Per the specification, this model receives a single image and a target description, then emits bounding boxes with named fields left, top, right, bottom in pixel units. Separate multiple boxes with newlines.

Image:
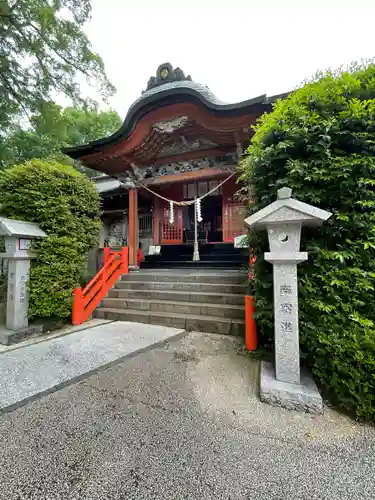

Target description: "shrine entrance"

left=151, top=176, right=246, bottom=246
left=181, top=195, right=222, bottom=243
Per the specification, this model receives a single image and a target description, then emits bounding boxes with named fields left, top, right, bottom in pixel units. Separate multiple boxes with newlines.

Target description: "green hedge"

left=240, top=64, right=375, bottom=420
left=0, top=160, right=101, bottom=321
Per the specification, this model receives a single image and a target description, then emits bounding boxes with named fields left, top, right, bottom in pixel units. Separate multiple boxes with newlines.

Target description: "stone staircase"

left=94, top=269, right=247, bottom=335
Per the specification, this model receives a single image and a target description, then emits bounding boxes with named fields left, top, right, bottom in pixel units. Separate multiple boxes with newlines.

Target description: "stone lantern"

left=0, top=217, right=47, bottom=345
left=245, top=187, right=331, bottom=413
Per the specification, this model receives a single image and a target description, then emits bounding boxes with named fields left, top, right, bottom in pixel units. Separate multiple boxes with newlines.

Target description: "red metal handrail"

left=72, top=246, right=129, bottom=325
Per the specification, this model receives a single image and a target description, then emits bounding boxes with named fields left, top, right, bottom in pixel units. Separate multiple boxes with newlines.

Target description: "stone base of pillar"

left=128, top=265, right=140, bottom=271
left=260, top=361, right=323, bottom=414
left=0, top=325, right=43, bottom=346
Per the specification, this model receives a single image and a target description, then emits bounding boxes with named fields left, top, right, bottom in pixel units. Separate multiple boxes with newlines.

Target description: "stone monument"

left=0, top=217, right=47, bottom=345
left=245, top=187, right=331, bottom=413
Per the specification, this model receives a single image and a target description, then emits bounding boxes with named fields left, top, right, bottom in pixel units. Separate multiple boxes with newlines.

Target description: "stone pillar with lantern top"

left=0, top=217, right=47, bottom=345
left=245, top=187, right=331, bottom=413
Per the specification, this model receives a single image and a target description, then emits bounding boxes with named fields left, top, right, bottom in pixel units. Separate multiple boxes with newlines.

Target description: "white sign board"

left=148, top=246, right=161, bottom=256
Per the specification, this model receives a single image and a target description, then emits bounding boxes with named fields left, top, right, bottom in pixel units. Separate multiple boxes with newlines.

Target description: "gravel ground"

left=0, top=331, right=374, bottom=500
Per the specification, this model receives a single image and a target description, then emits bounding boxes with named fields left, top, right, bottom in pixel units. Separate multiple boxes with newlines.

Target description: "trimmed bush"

left=0, top=160, right=101, bottom=321
left=240, top=64, right=375, bottom=420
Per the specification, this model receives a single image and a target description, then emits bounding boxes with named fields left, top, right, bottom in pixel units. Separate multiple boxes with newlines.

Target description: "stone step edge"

left=96, top=308, right=245, bottom=325
left=110, top=289, right=246, bottom=299
left=102, top=297, right=244, bottom=311
left=129, top=270, right=246, bottom=274
left=127, top=272, right=246, bottom=277
left=116, top=281, right=247, bottom=288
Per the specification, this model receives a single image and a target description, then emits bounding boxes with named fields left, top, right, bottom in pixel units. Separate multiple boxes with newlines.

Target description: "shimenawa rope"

left=130, top=172, right=236, bottom=206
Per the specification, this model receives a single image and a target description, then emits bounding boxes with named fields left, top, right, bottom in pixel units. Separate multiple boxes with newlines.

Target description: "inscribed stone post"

left=244, top=187, right=331, bottom=413
left=6, top=259, right=30, bottom=331
left=0, top=217, right=47, bottom=345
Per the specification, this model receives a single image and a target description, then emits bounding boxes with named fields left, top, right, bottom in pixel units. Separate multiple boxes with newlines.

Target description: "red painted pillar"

left=128, top=188, right=138, bottom=267
left=121, top=246, right=129, bottom=274
left=153, top=195, right=161, bottom=245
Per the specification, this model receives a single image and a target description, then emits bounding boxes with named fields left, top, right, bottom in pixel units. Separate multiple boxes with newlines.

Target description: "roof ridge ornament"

left=143, top=63, right=192, bottom=93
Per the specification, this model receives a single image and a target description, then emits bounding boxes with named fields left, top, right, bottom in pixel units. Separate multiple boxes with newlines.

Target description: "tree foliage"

left=0, top=160, right=101, bottom=320
left=0, top=0, right=114, bottom=129
left=0, top=102, right=122, bottom=176
left=240, top=63, right=375, bottom=420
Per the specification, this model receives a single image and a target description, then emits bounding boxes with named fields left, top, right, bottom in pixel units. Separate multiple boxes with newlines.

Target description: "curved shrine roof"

left=64, top=63, right=288, bottom=160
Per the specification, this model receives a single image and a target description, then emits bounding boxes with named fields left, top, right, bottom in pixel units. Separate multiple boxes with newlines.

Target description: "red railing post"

left=121, top=246, right=129, bottom=274
left=104, top=247, right=112, bottom=285
left=245, top=295, right=257, bottom=351
left=102, top=262, right=107, bottom=286
left=72, top=287, right=84, bottom=325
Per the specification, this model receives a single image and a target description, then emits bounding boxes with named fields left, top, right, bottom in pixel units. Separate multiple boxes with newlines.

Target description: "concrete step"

left=115, top=281, right=247, bottom=295
left=108, top=288, right=245, bottom=306
left=101, top=297, right=244, bottom=320
left=140, top=260, right=244, bottom=269
left=94, top=308, right=245, bottom=336
left=122, top=271, right=246, bottom=284
left=145, top=254, right=246, bottom=262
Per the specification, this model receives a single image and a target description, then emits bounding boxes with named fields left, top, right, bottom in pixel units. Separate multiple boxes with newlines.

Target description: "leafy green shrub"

left=0, top=160, right=101, bottom=321
left=240, top=63, right=375, bottom=420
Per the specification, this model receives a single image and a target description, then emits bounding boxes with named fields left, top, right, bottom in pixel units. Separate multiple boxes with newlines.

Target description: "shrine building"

left=65, top=63, right=287, bottom=269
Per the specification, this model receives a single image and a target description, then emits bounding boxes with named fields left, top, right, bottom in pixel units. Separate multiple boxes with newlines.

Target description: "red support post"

left=121, top=246, right=129, bottom=274
left=245, top=295, right=257, bottom=351
left=129, top=188, right=138, bottom=266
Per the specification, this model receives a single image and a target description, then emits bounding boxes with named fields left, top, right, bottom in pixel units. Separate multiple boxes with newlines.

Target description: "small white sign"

left=18, top=238, right=32, bottom=250
left=148, top=245, right=161, bottom=255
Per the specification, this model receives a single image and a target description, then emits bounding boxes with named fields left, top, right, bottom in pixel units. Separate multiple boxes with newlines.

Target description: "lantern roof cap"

left=245, top=188, right=332, bottom=230
left=0, top=217, right=47, bottom=238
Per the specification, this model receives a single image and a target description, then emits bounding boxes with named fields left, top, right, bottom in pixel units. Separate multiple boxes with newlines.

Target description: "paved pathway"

left=0, top=331, right=374, bottom=499
left=0, top=321, right=184, bottom=411
left=0, top=318, right=110, bottom=354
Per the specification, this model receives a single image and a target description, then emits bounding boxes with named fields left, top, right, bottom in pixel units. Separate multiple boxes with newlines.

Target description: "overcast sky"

left=85, top=0, right=375, bottom=118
